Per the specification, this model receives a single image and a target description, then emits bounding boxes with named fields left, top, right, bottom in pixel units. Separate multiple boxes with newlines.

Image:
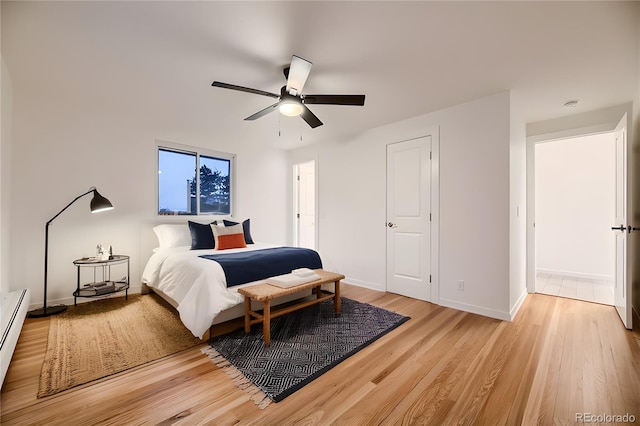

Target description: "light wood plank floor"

left=2, top=284, right=639, bottom=425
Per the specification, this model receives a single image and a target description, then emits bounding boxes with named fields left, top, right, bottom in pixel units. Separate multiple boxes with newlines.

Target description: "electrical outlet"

left=457, top=280, right=464, bottom=291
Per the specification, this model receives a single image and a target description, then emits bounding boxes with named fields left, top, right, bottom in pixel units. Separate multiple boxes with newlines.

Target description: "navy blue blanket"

left=200, top=247, right=322, bottom=287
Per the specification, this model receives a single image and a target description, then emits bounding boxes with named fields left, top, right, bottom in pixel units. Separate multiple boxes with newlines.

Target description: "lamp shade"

left=90, top=190, right=114, bottom=213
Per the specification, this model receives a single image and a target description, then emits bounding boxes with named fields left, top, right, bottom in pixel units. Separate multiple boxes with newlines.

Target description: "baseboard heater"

left=1, top=289, right=30, bottom=386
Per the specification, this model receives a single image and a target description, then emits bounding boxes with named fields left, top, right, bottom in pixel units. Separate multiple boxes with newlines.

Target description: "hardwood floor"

left=2, top=284, right=639, bottom=425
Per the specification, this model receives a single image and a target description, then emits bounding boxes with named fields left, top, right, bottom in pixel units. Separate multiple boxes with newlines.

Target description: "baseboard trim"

left=344, top=277, right=384, bottom=292
left=439, top=298, right=511, bottom=322
left=510, top=288, right=528, bottom=321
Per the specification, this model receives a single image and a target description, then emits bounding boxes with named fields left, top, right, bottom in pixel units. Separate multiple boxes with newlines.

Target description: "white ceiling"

left=2, top=1, right=639, bottom=149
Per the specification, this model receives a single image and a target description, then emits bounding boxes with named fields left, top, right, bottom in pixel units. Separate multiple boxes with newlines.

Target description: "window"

left=157, top=143, right=235, bottom=216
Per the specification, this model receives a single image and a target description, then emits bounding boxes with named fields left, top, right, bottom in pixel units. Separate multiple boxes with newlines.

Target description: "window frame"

left=155, top=140, right=236, bottom=218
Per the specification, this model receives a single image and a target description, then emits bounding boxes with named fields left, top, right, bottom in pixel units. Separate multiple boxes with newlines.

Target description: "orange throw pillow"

left=216, top=233, right=247, bottom=250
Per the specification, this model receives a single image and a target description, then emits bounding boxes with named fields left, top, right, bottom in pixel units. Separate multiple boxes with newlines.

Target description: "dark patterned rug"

left=202, top=297, right=409, bottom=407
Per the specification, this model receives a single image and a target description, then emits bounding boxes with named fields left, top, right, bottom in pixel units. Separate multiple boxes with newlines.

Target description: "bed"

left=141, top=221, right=324, bottom=338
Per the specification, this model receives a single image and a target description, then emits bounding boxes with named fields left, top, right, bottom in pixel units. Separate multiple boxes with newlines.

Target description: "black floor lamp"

left=27, top=187, right=114, bottom=318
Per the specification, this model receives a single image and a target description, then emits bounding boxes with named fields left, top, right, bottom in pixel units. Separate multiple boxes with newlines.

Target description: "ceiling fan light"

left=279, top=101, right=303, bottom=117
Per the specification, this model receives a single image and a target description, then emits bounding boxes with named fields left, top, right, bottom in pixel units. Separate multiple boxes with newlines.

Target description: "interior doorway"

left=293, top=160, right=316, bottom=249
left=533, top=132, right=616, bottom=305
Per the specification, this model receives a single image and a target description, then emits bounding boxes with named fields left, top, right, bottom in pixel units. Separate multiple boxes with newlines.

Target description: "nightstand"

left=72, top=255, right=130, bottom=305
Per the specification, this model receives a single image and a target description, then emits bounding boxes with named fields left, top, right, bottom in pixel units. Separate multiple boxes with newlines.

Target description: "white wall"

left=535, top=134, right=615, bottom=280
left=8, top=92, right=288, bottom=308
left=509, top=97, right=527, bottom=316
left=1, top=55, right=12, bottom=299
left=289, top=91, right=514, bottom=320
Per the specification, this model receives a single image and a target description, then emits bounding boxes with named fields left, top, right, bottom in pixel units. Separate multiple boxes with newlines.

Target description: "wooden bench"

left=237, top=269, right=345, bottom=346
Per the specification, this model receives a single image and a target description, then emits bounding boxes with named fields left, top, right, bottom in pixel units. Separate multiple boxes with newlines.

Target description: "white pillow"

left=153, top=224, right=191, bottom=250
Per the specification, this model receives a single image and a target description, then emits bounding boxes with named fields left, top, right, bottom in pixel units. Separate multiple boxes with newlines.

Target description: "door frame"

left=525, top=115, right=631, bottom=328
left=292, top=159, right=318, bottom=249
left=385, top=127, right=440, bottom=304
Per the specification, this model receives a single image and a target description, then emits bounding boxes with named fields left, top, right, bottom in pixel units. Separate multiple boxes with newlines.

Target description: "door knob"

left=629, top=226, right=640, bottom=233
left=611, top=225, right=625, bottom=232
left=387, top=222, right=397, bottom=228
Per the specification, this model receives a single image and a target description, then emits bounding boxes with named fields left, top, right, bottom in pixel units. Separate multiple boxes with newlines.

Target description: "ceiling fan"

left=212, top=55, right=365, bottom=128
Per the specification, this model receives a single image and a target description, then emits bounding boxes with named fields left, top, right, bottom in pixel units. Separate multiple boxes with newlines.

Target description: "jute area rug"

left=38, top=293, right=202, bottom=398
left=202, top=297, right=410, bottom=408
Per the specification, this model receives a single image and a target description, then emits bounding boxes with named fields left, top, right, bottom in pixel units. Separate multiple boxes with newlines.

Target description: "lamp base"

left=27, top=304, right=68, bottom=318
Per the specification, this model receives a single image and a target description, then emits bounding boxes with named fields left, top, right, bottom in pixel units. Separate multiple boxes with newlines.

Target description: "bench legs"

left=243, top=296, right=273, bottom=346
left=242, top=279, right=342, bottom=347
left=334, top=280, right=341, bottom=316
left=263, top=300, right=271, bottom=347
left=244, top=296, right=251, bottom=333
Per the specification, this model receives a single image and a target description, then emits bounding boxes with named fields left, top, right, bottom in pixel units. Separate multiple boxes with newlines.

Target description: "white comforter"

left=141, top=243, right=279, bottom=338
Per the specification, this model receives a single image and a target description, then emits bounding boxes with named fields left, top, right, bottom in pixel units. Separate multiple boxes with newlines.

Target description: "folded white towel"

left=292, top=267, right=317, bottom=278
left=266, top=271, right=321, bottom=288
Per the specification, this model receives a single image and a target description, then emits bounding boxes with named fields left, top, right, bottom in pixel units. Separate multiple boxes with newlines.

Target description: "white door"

left=386, top=137, right=431, bottom=301
left=612, top=114, right=630, bottom=329
left=294, top=161, right=316, bottom=249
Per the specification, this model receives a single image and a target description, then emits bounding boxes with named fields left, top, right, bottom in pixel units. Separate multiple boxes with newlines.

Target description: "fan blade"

left=285, top=56, right=312, bottom=96
left=300, top=104, right=323, bottom=128
left=212, top=81, right=279, bottom=99
left=244, top=102, right=280, bottom=121
left=303, top=94, right=365, bottom=106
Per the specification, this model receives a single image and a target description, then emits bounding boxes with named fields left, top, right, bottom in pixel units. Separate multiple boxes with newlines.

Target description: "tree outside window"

left=189, top=157, right=231, bottom=215
left=158, top=146, right=234, bottom=216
